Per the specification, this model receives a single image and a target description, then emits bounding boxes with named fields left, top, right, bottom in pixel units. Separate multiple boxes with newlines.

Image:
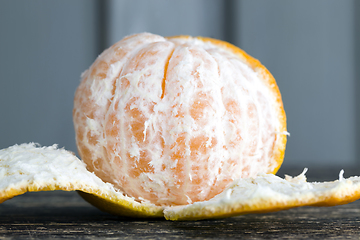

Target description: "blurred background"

left=0, top=0, right=359, bottom=173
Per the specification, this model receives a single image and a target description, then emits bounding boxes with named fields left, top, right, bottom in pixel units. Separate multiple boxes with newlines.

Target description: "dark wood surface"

left=1, top=167, right=360, bottom=239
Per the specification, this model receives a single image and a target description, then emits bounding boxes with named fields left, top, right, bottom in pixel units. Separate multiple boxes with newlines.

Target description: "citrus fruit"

left=1, top=33, right=360, bottom=221
left=73, top=33, right=287, bottom=206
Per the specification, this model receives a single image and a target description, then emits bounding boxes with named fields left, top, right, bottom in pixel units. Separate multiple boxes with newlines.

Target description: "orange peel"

left=1, top=143, right=360, bottom=221
left=0, top=143, right=163, bottom=218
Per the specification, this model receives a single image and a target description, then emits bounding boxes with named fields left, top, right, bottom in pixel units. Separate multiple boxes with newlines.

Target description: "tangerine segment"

left=73, top=33, right=167, bottom=187
left=104, top=41, right=175, bottom=204
left=73, top=33, right=287, bottom=206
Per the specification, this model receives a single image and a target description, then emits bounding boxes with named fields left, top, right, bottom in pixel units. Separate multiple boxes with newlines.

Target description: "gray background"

left=0, top=0, right=359, bottom=170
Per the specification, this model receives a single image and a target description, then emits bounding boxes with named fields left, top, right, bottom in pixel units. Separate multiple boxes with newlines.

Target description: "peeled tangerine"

left=1, top=33, right=360, bottom=221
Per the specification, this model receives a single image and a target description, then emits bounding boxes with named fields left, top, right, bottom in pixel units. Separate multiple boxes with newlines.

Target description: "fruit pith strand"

left=73, top=33, right=287, bottom=206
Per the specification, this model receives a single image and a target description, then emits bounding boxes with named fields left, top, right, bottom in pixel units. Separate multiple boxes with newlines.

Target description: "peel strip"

left=0, top=143, right=163, bottom=218
left=164, top=170, right=360, bottom=220
left=1, top=143, right=360, bottom=221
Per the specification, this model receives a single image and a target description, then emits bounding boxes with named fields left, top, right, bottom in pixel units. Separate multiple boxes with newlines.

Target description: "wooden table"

left=1, top=167, right=360, bottom=239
